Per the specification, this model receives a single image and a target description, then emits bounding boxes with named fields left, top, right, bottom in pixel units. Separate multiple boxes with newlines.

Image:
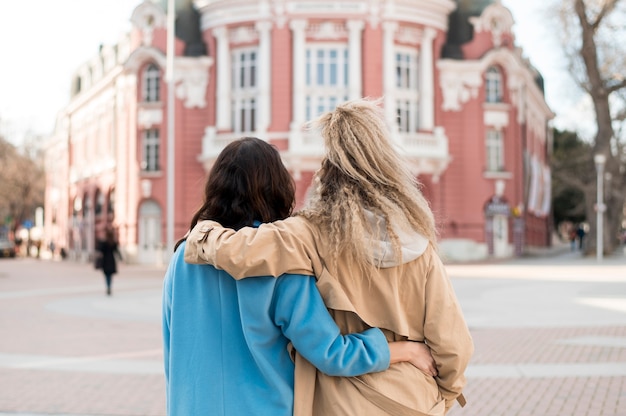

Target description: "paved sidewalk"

left=0, top=258, right=167, bottom=416
left=1, top=247, right=625, bottom=416
left=447, top=248, right=626, bottom=416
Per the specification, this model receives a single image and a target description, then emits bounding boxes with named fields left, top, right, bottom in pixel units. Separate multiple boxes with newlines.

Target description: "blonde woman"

left=185, top=99, right=473, bottom=415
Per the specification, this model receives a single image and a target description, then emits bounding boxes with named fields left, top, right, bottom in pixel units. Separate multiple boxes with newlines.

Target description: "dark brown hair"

left=175, top=137, right=295, bottom=251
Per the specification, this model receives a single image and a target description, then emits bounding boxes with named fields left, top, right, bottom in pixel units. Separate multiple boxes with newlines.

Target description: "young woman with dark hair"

left=162, top=137, right=436, bottom=416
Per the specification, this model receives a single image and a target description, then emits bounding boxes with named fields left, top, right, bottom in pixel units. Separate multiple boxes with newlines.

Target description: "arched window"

left=83, top=193, right=92, bottom=217
left=108, top=188, right=115, bottom=215
left=143, top=63, right=160, bottom=102
left=95, top=189, right=104, bottom=216
left=485, top=66, right=503, bottom=103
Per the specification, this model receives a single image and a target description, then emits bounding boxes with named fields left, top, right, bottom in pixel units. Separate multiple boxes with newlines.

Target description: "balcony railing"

left=199, top=125, right=451, bottom=178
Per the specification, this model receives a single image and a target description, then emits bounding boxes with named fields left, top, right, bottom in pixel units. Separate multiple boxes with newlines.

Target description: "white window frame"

left=305, top=44, right=349, bottom=121
left=394, top=48, right=420, bottom=133
left=485, top=66, right=503, bottom=103
left=485, top=129, right=504, bottom=172
left=142, top=129, right=160, bottom=172
left=231, top=48, right=258, bottom=133
left=143, top=63, right=160, bottom=102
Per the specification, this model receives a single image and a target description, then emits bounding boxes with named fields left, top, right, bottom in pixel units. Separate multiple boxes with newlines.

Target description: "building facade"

left=43, top=0, right=553, bottom=264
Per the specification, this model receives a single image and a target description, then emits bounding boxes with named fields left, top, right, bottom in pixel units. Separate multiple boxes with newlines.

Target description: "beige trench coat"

left=185, top=216, right=474, bottom=415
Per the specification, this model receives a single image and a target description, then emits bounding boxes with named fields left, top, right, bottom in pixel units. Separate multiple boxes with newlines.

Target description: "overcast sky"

left=0, top=0, right=583, bottom=146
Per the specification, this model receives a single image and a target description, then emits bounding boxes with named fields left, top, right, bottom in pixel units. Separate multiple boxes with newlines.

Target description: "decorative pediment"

left=438, top=63, right=483, bottom=111
left=138, top=107, right=163, bottom=129
left=174, top=57, right=214, bottom=109
left=469, top=0, right=514, bottom=48
left=130, top=0, right=166, bottom=46
left=438, top=48, right=539, bottom=113
left=124, top=46, right=167, bottom=73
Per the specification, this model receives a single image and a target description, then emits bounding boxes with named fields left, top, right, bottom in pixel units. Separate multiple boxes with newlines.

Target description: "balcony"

left=198, top=124, right=451, bottom=180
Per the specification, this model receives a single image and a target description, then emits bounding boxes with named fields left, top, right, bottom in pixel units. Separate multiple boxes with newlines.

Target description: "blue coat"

left=162, top=241, right=390, bottom=416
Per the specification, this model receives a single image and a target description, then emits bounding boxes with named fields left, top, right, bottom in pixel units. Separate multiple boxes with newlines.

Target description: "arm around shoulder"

left=274, top=274, right=390, bottom=377
left=184, top=217, right=318, bottom=279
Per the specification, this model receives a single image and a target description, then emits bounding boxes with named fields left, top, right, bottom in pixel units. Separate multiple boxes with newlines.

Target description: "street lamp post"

left=594, top=154, right=606, bottom=262
left=166, top=0, right=176, bottom=257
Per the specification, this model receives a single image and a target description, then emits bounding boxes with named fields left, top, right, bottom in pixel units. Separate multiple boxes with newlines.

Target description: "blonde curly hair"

left=299, top=98, right=437, bottom=269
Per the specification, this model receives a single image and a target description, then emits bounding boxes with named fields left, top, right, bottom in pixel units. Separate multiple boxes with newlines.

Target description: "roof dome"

left=156, top=0, right=207, bottom=56
left=442, top=0, right=496, bottom=59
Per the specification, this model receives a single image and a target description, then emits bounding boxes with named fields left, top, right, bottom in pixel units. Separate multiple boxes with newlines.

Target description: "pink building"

left=43, top=0, right=553, bottom=264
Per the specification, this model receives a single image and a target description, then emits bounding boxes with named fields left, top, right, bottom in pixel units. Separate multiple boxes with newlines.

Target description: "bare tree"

left=558, top=0, right=626, bottom=254
left=0, top=136, right=45, bottom=236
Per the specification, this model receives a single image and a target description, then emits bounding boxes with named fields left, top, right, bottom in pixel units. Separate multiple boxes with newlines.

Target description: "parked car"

left=0, top=239, right=16, bottom=258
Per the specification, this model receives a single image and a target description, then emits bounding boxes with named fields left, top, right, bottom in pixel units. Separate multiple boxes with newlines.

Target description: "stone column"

left=256, top=21, right=272, bottom=135
left=420, top=28, right=436, bottom=131
left=290, top=19, right=307, bottom=129
left=214, top=27, right=231, bottom=131
left=382, top=22, right=398, bottom=130
left=347, top=20, right=364, bottom=100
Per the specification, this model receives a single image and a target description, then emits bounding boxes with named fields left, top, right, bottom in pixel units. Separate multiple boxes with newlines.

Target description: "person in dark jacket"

left=96, top=228, right=122, bottom=296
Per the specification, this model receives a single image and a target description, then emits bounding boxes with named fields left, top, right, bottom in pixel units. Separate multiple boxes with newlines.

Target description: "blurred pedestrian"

left=49, top=241, right=56, bottom=258
left=96, top=228, right=122, bottom=296
left=576, top=224, right=586, bottom=250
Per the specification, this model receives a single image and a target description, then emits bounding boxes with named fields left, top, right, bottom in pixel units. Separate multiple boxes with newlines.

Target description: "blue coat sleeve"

left=162, top=254, right=175, bottom=390
left=272, top=274, right=390, bottom=377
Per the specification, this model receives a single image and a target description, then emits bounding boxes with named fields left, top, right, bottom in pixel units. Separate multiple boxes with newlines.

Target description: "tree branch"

left=591, top=0, right=619, bottom=31
left=552, top=166, right=589, bottom=190
left=607, top=77, right=626, bottom=94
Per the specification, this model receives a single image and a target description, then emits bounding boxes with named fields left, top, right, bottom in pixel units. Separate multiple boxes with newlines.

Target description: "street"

left=0, top=258, right=165, bottom=416
left=1, top=248, right=626, bottom=415
left=447, top=249, right=626, bottom=416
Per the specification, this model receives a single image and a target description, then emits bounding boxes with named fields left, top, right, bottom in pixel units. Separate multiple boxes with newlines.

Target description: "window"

left=143, top=64, right=160, bottom=102
left=142, top=129, right=160, bottom=172
left=305, top=46, right=349, bottom=120
left=485, top=66, right=503, bottom=103
left=232, top=49, right=258, bottom=133
left=396, top=100, right=417, bottom=133
left=108, top=189, right=115, bottom=215
left=232, top=98, right=256, bottom=133
left=485, top=129, right=504, bottom=172
left=83, top=194, right=91, bottom=217
left=95, top=190, right=104, bottom=216
left=394, top=50, right=419, bottom=132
